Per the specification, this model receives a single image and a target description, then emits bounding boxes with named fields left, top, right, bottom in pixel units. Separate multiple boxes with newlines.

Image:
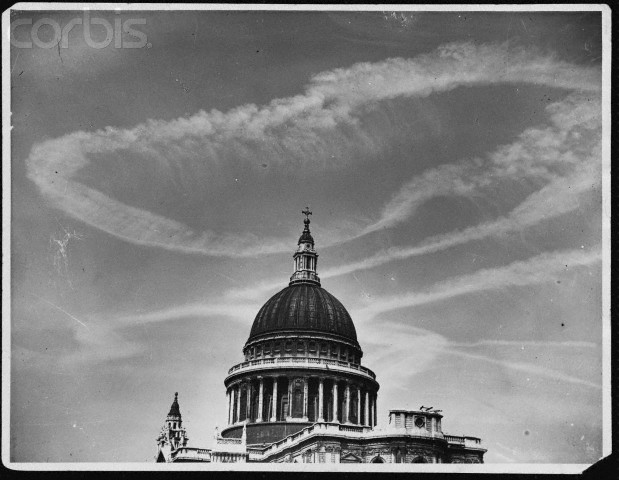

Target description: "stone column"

left=357, top=386, right=361, bottom=425
left=369, top=396, right=374, bottom=428
left=303, top=377, right=309, bottom=420
left=318, top=378, right=324, bottom=422
left=344, top=383, right=350, bottom=423
left=257, top=377, right=264, bottom=422
left=374, top=394, right=378, bottom=426
left=246, top=381, right=252, bottom=421
left=333, top=380, right=339, bottom=422
left=227, top=389, right=234, bottom=425
left=288, top=378, right=293, bottom=419
left=225, top=390, right=230, bottom=425
left=271, top=377, right=278, bottom=422
left=235, top=384, right=242, bottom=423
left=364, top=391, right=370, bottom=426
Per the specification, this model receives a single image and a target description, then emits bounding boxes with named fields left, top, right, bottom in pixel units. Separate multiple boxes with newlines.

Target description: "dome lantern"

left=289, top=207, right=320, bottom=286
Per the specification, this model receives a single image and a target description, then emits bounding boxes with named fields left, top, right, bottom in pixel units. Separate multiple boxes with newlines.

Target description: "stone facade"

left=155, top=211, right=486, bottom=464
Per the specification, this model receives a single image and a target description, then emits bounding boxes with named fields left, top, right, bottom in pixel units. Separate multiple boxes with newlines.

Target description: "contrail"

left=27, top=292, right=90, bottom=330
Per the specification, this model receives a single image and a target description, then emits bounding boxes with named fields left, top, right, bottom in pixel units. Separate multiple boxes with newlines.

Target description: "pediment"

left=340, top=452, right=362, bottom=463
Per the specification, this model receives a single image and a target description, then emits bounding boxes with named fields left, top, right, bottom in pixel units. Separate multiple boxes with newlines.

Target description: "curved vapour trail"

left=25, top=42, right=600, bottom=257
left=225, top=91, right=601, bottom=301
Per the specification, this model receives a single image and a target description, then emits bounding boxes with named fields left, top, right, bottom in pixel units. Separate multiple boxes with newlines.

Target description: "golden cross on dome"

left=302, top=206, right=312, bottom=219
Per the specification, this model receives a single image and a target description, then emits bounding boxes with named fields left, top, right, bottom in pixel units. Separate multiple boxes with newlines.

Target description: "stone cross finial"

left=302, top=206, right=312, bottom=220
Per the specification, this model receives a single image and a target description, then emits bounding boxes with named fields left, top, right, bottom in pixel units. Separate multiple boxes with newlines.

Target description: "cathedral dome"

left=247, top=283, right=358, bottom=344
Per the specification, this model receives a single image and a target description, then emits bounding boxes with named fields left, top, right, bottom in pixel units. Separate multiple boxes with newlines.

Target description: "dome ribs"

left=247, top=284, right=358, bottom=343
left=307, top=286, right=317, bottom=329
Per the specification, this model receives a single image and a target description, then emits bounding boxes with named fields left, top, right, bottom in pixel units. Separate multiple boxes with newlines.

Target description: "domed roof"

left=248, top=283, right=358, bottom=344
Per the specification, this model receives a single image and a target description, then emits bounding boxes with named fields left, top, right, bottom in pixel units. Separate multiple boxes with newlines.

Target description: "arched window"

left=412, top=456, right=427, bottom=463
left=371, top=455, right=385, bottom=463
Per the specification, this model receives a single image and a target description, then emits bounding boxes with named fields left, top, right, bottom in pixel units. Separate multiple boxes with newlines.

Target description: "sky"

left=7, top=8, right=606, bottom=464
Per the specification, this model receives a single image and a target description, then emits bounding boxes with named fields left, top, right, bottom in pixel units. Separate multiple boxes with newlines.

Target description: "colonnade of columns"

left=226, top=376, right=377, bottom=428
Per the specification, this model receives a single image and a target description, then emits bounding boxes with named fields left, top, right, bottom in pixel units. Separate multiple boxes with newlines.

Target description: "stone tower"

left=155, top=392, right=189, bottom=462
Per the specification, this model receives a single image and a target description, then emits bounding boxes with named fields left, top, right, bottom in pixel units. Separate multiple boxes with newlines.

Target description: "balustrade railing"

left=227, top=356, right=376, bottom=379
left=245, top=423, right=482, bottom=462
left=171, top=447, right=212, bottom=461
left=444, top=435, right=466, bottom=445
left=217, top=438, right=243, bottom=445
left=339, top=424, right=365, bottom=433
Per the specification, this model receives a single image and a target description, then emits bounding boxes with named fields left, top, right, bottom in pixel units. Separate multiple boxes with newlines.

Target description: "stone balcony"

left=444, top=435, right=485, bottom=450
left=247, top=421, right=454, bottom=461
left=225, top=356, right=377, bottom=383
left=248, top=422, right=371, bottom=460
left=170, top=447, right=212, bottom=462
left=212, top=435, right=246, bottom=453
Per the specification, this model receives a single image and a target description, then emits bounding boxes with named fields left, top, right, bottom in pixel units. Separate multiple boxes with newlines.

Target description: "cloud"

left=111, top=247, right=601, bottom=382
left=21, top=294, right=259, bottom=368
left=25, top=42, right=601, bottom=257
left=225, top=92, right=602, bottom=301
left=62, top=301, right=259, bottom=365
left=450, top=339, right=598, bottom=349
left=113, top=302, right=259, bottom=325
left=443, top=348, right=601, bottom=390
left=353, top=247, right=601, bottom=321
left=357, top=91, right=601, bottom=235
left=322, top=152, right=601, bottom=279
left=362, top=320, right=600, bottom=396
left=363, top=323, right=449, bottom=381
left=58, top=321, right=144, bottom=369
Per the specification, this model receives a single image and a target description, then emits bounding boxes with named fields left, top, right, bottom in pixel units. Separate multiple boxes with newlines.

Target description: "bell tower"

left=155, top=392, right=189, bottom=462
left=289, top=207, right=321, bottom=286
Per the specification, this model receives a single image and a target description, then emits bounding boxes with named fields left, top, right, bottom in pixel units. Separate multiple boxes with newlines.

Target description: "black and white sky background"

left=8, top=8, right=606, bottom=463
